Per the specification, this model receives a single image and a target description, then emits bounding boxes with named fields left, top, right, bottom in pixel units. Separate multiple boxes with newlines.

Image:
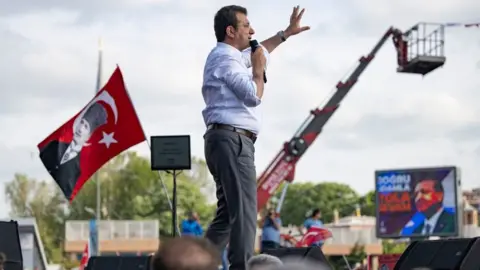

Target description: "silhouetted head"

left=311, top=208, right=321, bottom=219
left=247, top=254, right=283, bottom=270
left=151, top=237, right=220, bottom=270
left=188, top=211, right=199, bottom=221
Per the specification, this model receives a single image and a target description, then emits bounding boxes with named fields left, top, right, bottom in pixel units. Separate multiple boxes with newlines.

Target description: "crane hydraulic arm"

left=256, top=27, right=403, bottom=212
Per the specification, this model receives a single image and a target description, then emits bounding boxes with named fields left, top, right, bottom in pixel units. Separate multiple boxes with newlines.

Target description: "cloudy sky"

left=1, top=0, right=479, bottom=218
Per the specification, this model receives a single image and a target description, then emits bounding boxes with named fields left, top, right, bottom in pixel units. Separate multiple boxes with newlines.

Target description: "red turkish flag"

left=298, top=227, right=332, bottom=247
left=38, top=66, right=146, bottom=202
left=79, top=243, right=89, bottom=270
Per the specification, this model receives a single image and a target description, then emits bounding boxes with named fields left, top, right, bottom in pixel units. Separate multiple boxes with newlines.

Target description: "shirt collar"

left=216, top=42, right=242, bottom=57
left=425, top=207, right=444, bottom=227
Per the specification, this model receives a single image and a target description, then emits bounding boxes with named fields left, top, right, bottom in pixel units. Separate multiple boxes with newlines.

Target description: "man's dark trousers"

left=204, top=129, right=257, bottom=270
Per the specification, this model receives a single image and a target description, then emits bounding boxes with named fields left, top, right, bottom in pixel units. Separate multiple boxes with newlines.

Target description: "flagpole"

left=94, top=37, right=103, bottom=256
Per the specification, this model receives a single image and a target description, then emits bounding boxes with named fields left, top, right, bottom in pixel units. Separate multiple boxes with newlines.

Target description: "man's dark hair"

left=82, top=102, right=108, bottom=131
left=214, top=5, right=247, bottom=42
left=418, top=179, right=444, bottom=193
left=311, top=208, right=321, bottom=218
left=151, top=237, right=220, bottom=270
left=433, top=181, right=444, bottom=193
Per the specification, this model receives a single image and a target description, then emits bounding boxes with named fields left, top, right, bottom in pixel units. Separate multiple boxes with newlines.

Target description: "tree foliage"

left=328, top=243, right=367, bottom=270
left=4, top=152, right=215, bottom=264
left=382, top=240, right=408, bottom=254
left=276, top=182, right=360, bottom=225
left=5, top=173, right=68, bottom=262
left=358, top=190, right=376, bottom=217
left=6, top=151, right=383, bottom=266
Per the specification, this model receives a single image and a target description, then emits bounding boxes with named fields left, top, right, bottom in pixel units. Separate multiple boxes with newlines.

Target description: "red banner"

left=378, top=254, right=401, bottom=270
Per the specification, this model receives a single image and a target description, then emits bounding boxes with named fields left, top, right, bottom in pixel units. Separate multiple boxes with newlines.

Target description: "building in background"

left=64, top=220, right=159, bottom=259
left=65, top=190, right=480, bottom=260
left=463, top=189, right=480, bottom=210
left=462, top=190, right=480, bottom=237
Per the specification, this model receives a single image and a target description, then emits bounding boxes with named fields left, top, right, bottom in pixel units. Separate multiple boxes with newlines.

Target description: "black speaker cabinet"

left=394, top=237, right=480, bottom=270
left=86, top=255, right=151, bottom=270
left=0, top=220, right=23, bottom=270
left=263, top=247, right=332, bottom=270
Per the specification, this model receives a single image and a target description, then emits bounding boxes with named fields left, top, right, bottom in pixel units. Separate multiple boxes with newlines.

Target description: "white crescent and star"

left=99, top=131, right=118, bottom=148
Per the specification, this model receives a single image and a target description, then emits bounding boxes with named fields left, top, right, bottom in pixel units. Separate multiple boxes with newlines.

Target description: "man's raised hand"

left=285, top=5, right=311, bottom=38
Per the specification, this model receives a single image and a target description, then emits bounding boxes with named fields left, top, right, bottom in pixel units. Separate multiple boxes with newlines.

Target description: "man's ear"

left=226, top=25, right=236, bottom=39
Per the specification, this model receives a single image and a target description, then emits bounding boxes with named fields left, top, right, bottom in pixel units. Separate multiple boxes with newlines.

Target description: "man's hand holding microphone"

left=250, top=40, right=266, bottom=99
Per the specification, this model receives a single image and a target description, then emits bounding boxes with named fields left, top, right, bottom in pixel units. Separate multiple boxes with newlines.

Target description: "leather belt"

left=207, top=123, right=257, bottom=143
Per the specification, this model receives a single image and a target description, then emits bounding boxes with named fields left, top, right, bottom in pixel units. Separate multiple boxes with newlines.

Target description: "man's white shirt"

left=201, top=42, right=270, bottom=135
left=421, top=207, right=444, bottom=234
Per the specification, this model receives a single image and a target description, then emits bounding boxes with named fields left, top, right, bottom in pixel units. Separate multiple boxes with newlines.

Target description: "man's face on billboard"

left=414, top=179, right=443, bottom=213
left=73, top=118, right=91, bottom=146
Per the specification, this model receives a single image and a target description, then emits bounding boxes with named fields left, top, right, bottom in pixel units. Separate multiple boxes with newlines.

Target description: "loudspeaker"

left=394, top=237, right=480, bottom=270
left=0, top=220, right=23, bottom=270
left=263, top=247, right=332, bottom=269
left=86, top=255, right=151, bottom=270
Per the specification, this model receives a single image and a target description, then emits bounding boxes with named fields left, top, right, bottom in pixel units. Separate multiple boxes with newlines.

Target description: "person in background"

left=261, top=209, right=282, bottom=252
left=181, top=211, right=204, bottom=237
left=302, top=209, right=324, bottom=247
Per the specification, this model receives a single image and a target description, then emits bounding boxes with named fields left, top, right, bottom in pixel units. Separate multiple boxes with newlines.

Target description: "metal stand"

left=341, top=255, right=353, bottom=270
left=150, top=135, right=191, bottom=238
left=167, top=170, right=182, bottom=237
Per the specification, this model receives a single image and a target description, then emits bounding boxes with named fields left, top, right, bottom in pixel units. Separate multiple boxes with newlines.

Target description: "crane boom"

left=256, top=27, right=402, bottom=211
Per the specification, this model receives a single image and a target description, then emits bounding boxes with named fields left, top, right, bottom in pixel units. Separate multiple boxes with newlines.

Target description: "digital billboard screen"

left=375, top=166, right=459, bottom=238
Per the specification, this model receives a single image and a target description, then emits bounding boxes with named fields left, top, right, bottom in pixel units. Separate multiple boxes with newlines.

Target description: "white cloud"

left=1, top=0, right=480, bottom=218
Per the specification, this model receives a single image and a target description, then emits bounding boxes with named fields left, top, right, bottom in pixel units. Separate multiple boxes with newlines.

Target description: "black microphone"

left=249, top=40, right=267, bottom=83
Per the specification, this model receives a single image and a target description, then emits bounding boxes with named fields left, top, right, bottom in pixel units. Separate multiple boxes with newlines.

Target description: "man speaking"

left=412, top=179, right=455, bottom=235
left=202, top=5, right=310, bottom=270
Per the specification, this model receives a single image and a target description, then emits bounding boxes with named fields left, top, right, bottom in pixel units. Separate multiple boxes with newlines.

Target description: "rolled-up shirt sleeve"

left=241, top=44, right=271, bottom=69
left=214, top=56, right=261, bottom=107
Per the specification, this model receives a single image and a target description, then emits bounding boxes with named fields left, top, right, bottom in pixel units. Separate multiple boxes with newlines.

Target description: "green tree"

left=188, top=157, right=216, bottom=200
left=382, top=240, right=408, bottom=254
left=328, top=243, right=367, bottom=270
left=358, top=190, right=376, bottom=217
left=5, top=152, right=215, bottom=264
left=277, top=182, right=359, bottom=225
left=347, top=243, right=367, bottom=265
left=4, top=174, right=68, bottom=262
left=68, top=152, right=215, bottom=233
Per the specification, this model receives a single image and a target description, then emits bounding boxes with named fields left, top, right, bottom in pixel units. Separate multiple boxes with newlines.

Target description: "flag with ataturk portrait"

left=37, top=66, right=146, bottom=202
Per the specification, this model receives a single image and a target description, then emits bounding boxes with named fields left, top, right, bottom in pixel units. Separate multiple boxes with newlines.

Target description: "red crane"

left=256, top=23, right=446, bottom=213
